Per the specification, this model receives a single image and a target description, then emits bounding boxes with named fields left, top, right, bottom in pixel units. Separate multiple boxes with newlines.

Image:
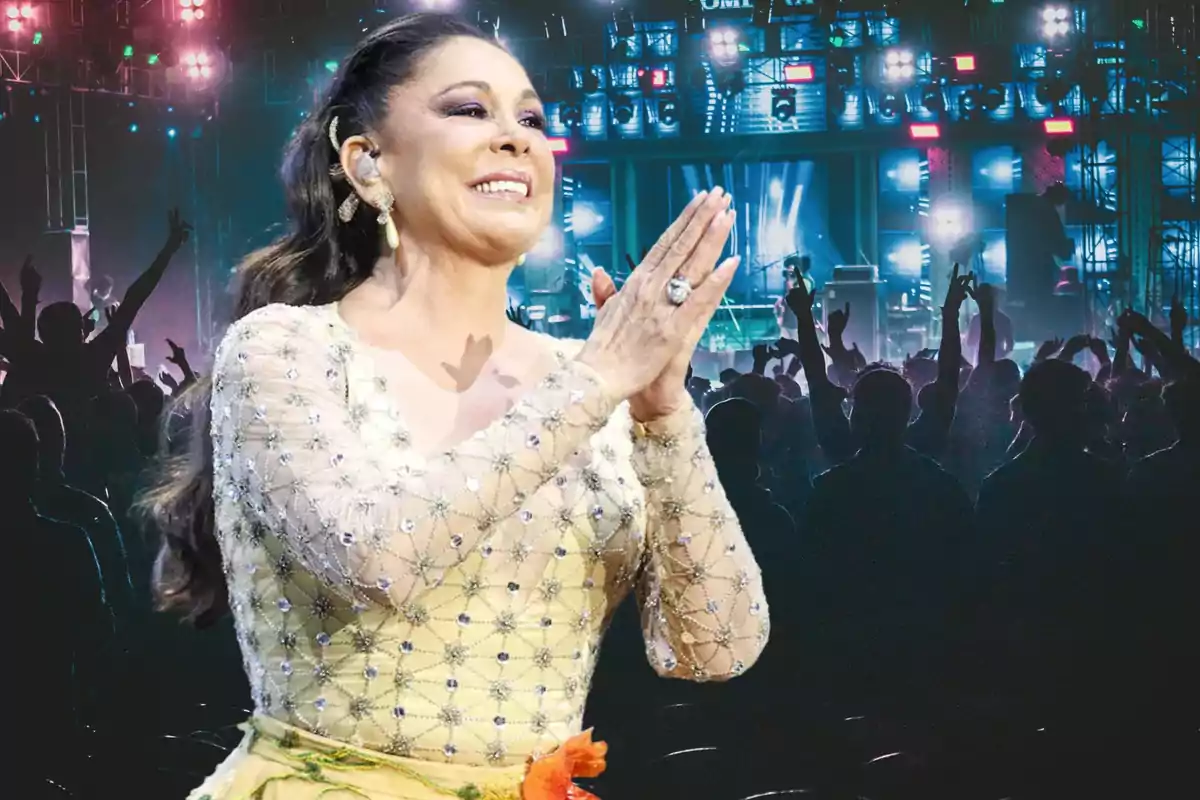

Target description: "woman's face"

left=377, top=37, right=554, bottom=264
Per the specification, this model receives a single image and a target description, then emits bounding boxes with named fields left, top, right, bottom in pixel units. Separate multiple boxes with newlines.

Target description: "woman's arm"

left=629, top=401, right=770, bottom=681
left=211, top=305, right=620, bottom=608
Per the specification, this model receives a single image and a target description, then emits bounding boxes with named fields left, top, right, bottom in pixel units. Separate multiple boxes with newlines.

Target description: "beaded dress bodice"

left=210, top=303, right=769, bottom=767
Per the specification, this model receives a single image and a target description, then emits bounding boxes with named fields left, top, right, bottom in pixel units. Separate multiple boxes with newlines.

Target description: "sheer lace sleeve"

left=630, top=401, right=770, bottom=681
left=210, top=305, right=619, bottom=607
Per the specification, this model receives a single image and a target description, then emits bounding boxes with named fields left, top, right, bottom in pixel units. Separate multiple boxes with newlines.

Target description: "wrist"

left=629, top=389, right=692, bottom=426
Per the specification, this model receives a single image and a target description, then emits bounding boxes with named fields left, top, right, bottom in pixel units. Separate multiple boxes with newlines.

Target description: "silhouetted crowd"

left=2, top=229, right=1196, bottom=798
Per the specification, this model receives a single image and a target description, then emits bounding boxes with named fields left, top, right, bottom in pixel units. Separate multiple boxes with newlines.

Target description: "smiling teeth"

left=474, top=180, right=529, bottom=197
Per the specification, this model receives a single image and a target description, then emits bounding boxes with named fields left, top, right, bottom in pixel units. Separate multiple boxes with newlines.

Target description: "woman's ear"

left=339, top=135, right=384, bottom=199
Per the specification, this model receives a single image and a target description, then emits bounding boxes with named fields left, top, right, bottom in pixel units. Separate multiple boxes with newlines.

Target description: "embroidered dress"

left=192, top=303, right=769, bottom=798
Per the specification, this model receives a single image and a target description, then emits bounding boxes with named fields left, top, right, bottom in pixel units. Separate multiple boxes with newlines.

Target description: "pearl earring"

left=516, top=253, right=526, bottom=266
left=375, top=188, right=400, bottom=250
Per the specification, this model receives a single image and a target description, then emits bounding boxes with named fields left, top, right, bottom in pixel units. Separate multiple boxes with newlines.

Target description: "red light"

left=784, top=64, right=815, bottom=83
left=909, top=123, right=940, bottom=140
left=547, top=137, right=569, bottom=154
left=1044, top=118, right=1075, bottom=134
left=954, top=55, right=976, bottom=72
left=638, top=68, right=668, bottom=90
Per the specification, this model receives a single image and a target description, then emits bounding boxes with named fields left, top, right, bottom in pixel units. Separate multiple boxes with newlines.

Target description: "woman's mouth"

left=471, top=180, right=531, bottom=200
left=469, top=171, right=533, bottom=202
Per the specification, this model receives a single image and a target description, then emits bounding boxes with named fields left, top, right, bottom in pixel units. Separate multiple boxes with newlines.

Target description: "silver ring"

left=666, top=276, right=692, bottom=305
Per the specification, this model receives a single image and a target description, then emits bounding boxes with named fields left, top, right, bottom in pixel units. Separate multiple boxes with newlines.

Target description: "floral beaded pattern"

left=209, top=303, right=769, bottom=768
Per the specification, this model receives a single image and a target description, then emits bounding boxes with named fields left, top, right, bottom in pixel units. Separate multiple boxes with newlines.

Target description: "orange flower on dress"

left=521, top=729, right=608, bottom=800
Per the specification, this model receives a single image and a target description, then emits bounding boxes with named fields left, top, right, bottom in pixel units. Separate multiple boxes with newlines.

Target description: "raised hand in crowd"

left=505, top=300, right=534, bottom=330
left=1034, top=337, right=1064, bottom=363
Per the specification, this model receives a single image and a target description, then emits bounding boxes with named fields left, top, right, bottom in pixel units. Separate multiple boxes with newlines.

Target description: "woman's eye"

left=520, top=113, right=547, bottom=130
left=448, top=104, right=488, bottom=119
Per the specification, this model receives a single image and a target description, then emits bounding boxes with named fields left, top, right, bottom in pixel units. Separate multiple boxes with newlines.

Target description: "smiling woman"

left=139, top=12, right=769, bottom=800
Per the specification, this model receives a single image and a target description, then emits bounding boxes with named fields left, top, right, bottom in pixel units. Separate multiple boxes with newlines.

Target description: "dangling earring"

left=516, top=253, right=527, bottom=266
left=337, top=193, right=360, bottom=222
left=375, top=188, right=400, bottom=250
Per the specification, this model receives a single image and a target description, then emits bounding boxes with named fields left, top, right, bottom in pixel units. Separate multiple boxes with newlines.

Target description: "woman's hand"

left=576, top=189, right=738, bottom=412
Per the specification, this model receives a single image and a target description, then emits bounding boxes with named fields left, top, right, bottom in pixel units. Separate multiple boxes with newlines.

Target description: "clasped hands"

left=576, top=189, right=738, bottom=423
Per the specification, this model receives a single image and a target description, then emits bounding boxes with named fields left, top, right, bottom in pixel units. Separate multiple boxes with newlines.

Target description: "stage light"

left=979, top=83, right=1005, bottom=111
left=1041, top=6, right=1071, bottom=38
left=559, top=102, right=581, bottom=128
left=1036, top=75, right=1071, bottom=106
left=910, top=123, right=940, bottom=140
left=637, top=68, right=667, bottom=92
left=982, top=159, right=1014, bottom=181
left=657, top=95, right=678, bottom=125
left=783, top=63, right=814, bottom=83
left=715, top=68, right=745, bottom=98
left=920, top=87, right=946, bottom=112
left=571, top=202, right=604, bottom=238
left=167, top=127, right=177, bottom=138
left=324, top=60, right=338, bottom=73
left=888, top=242, right=926, bottom=275
left=954, top=55, right=976, bottom=73
left=611, top=94, right=635, bottom=125
left=879, top=91, right=906, bottom=117
left=179, top=0, right=207, bottom=23
left=709, top=28, right=740, bottom=65
left=883, top=49, right=915, bottom=83
left=129, top=123, right=139, bottom=133
left=771, top=87, right=797, bottom=121
left=123, top=45, right=134, bottom=58
left=1044, top=117, right=1074, bottom=134
left=147, top=53, right=160, bottom=65
left=931, top=201, right=968, bottom=243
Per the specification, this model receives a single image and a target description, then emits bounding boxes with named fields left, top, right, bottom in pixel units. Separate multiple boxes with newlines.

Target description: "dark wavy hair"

left=136, top=13, right=494, bottom=627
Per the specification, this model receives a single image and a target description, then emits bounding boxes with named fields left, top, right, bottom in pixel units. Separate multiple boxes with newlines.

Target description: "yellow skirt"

left=187, top=716, right=527, bottom=800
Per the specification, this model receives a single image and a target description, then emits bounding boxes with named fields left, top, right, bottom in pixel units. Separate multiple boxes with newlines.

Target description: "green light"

left=147, top=53, right=159, bottom=65
left=324, top=60, right=338, bottom=73
left=830, top=34, right=845, bottom=47
left=123, top=44, right=134, bottom=58
left=32, top=31, right=42, bottom=45
left=1132, top=19, right=1146, bottom=30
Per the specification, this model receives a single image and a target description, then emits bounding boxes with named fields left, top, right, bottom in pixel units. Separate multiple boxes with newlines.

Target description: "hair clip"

left=328, top=115, right=341, bottom=152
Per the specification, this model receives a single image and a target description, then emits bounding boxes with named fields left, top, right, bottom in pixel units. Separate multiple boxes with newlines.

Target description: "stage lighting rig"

left=177, top=0, right=208, bottom=24
left=657, top=95, right=678, bottom=126
left=879, top=91, right=906, bottom=118
left=559, top=101, right=581, bottom=129
left=4, top=3, right=34, bottom=33
left=709, top=28, right=741, bottom=66
left=1040, top=6, right=1072, bottom=40
left=921, top=86, right=946, bottom=113
left=883, top=49, right=916, bottom=83
left=637, top=67, right=667, bottom=93
left=771, top=86, right=797, bottom=122
left=751, top=0, right=774, bottom=28
left=611, top=94, right=635, bottom=125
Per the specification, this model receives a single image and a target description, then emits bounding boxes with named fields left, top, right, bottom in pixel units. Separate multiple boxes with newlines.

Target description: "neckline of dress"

left=322, top=302, right=574, bottom=459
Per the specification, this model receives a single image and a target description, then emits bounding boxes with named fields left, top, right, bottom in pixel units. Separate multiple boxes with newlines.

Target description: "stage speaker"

left=822, top=265, right=886, bottom=363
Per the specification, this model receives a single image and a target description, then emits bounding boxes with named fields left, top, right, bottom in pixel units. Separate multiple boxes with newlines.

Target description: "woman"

left=143, top=14, right=769, bottom=800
